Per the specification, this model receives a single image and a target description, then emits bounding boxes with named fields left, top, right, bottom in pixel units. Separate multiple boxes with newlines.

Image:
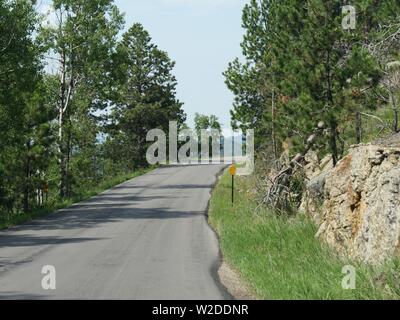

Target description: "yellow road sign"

left=229, top=164, right=236, bottom=176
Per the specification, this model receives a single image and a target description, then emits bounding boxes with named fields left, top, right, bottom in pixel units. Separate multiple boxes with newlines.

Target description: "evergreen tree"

left=0, top=0, right=42, bottom=214
left=108, top=23, right=186, bottom=168
left=225, top=0, right=399, bottom=165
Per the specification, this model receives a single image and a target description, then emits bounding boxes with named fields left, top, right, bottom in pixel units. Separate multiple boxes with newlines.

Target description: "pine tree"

left=108, top=23, right=186, bottom=168
left=0, top=0, right=42, bottom=214
left=225, top=0, right=398, bottom=166
left=21, top=76, right=57, bottom=212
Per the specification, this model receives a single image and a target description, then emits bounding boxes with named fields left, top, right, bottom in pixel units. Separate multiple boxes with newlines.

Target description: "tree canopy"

left=0, top=0, right=185, bottom=221
left=225, top=0, right=400, bottom=164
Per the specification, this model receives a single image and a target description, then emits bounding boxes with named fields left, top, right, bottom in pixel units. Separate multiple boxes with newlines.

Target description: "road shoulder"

left=207, top=168, right=258, bottom=300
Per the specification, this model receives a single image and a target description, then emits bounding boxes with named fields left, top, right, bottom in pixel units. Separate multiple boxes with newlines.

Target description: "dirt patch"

left=218, top=261, right=258, bottom=300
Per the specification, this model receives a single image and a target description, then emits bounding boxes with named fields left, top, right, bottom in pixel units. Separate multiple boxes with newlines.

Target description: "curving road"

left=0, top=165, right=230, bottom=300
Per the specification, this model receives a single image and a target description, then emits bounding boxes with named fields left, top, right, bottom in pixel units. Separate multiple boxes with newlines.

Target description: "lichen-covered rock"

left=302, top=143, right=400, bottom=264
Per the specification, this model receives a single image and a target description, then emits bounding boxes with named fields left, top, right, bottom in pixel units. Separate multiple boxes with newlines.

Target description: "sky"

left=115, top=0, right=247, bottom=129
left=38, top=0, right=248, bottom=130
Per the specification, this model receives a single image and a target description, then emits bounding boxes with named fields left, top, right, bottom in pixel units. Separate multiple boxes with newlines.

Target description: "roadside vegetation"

left=209, top=171, right=400, bottom=300
left=225, top=0, right=400, bottom=208
left=226, top=0, right=400, bottom=157
left=212, top=0, right=400, bottom=299
left=0, top=167, right=153, bottom=230
left=0, top=1, right=185, bottom=225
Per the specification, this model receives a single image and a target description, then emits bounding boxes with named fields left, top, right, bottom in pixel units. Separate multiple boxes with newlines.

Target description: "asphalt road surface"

left=0, top=165, right=230, bottom=300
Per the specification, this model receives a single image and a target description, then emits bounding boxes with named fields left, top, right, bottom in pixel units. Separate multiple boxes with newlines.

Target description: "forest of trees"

left=225, top=0, right=400, bottom=166
left=1, top=0, right=400, bottom=223
left=0, top=0, right=185, bottom=220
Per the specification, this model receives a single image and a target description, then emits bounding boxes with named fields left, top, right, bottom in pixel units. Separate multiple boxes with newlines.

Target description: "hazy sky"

left=38, top=0, right=248, bottom=129
left=115, top=0, right=247, bottom=129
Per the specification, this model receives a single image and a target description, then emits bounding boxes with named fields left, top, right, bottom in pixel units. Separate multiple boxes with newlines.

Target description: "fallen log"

left=260, top=121, right=326, bottom=211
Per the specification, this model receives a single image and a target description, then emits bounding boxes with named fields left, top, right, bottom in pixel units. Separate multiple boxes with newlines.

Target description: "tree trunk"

left=329, top=118, right=338, bottom=167
left=326, top=51, right=338, bottom=166
left=59, top=140, right=68, bottom=199
left=66, top=127, right=72, bottom=198
left=58, top=49, right=67, bottom=199
left=23, top=141, right=31, bottom=213
left=271, top=77, right=277, bottom=160
left=391, top=92, right=399, bottom=133
left=355, top=111, right=362, bottom=144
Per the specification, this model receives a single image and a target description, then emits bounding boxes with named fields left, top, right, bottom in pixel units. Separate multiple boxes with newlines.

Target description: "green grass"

left=209, top=171, right=400, bottom=300
left=0, top=167, right=154, bottom=230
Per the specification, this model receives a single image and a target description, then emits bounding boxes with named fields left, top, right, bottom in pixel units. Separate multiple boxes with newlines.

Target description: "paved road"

left=0, top=165, right=230, bottom=300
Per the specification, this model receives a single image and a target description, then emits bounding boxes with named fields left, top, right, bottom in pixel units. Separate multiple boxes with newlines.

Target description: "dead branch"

left=258, top=121, right=326, bottom=211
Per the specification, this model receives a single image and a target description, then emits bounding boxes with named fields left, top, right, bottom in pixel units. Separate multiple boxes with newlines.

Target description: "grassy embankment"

left=209, top=170, right=400, bottom=300
left=0, top=167, right=153, bottom=230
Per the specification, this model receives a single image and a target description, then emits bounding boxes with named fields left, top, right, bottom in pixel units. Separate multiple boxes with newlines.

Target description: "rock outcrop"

left=301, top=136, right=400, bottom=264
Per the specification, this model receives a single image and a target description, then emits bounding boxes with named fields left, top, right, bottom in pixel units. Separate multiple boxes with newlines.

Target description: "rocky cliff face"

left=301, top=136, right=400, bottom=264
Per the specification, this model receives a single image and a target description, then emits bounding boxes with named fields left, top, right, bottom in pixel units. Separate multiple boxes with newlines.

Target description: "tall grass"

left=209, top=171, right=400, bottom=300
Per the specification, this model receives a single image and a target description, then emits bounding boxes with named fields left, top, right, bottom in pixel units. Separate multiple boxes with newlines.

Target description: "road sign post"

left=231, top=175, right=234, bottom=204
left=229, top=164, right=236, bottom=204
